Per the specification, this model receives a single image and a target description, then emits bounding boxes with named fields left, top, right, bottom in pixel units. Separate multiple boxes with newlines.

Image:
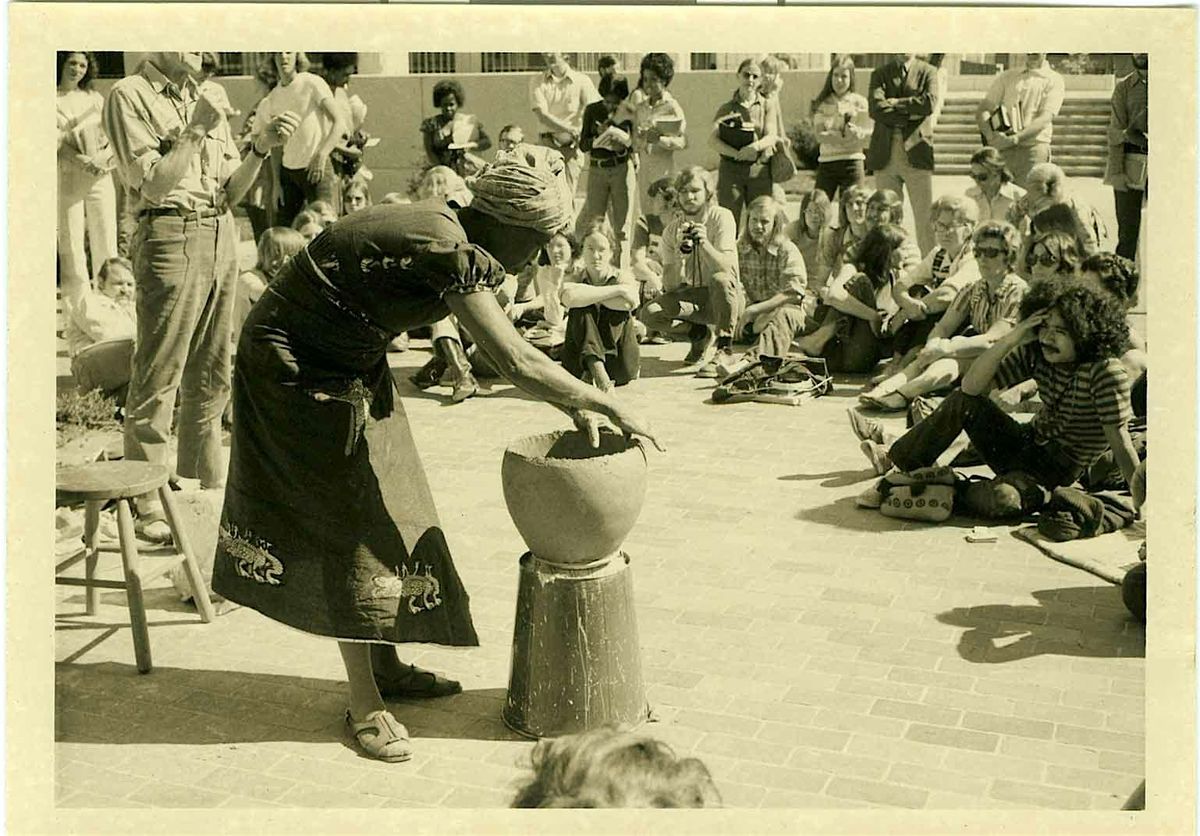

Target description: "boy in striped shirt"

left=856, top=284, right=1140, bottom=493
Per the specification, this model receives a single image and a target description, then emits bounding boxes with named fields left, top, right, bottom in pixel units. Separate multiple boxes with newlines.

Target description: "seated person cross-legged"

left=852, top=285, right=1141, bottom=512
left=793, top=224, right=910, bottom=375
left=638, top=166, right=744, bottom=377
left=858, top=220, right=1027, bottom=412
left=881, top=194, right=981, bottom=382
left=559, top=230, right=641, bottom=392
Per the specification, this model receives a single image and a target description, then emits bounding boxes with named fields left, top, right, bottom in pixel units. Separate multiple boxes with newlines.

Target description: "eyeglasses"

left=970, top=171, right=992, bottom=182
left=975, top=245, right=1007, bottom=259
left=1029, top=252, right=1061, bottom=267
left=740, top=72, right=760, bottom=79
left=933, top=221, right=966, bottom=234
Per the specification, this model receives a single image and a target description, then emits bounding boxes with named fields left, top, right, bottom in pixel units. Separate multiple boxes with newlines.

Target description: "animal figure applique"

left=221, top=525, right=284, bottom=586
left=371, top=562, right=442, bottom=614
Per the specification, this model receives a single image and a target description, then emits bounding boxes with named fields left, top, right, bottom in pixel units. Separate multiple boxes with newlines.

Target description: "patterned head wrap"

left=467, top=150, right=574, bottom=236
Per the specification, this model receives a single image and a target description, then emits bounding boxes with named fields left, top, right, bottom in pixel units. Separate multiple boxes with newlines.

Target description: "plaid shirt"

left=737, top=237, right=806, bottom=304
left=103, top=60, right=241, bottom=213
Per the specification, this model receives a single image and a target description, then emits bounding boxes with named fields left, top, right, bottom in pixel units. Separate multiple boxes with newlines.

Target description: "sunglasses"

left=975, top=245, right=1007, bottom=259
left=970, top=171, right=992, bottom=182
left=1029, top=252, right=1061, bottom=267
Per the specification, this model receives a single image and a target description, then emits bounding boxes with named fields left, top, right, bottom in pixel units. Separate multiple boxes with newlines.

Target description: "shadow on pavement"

left=794, top=494, right=980, bottom=532
left=56, top=661, right=523, bottom=747
left=937, top=585, right=1144, bottom=663
left=778, top=468, right=872, bottom=488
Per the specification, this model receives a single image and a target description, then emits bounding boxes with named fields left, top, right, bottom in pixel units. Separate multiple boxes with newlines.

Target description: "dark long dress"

left=211, top=201, right=506, bottom=645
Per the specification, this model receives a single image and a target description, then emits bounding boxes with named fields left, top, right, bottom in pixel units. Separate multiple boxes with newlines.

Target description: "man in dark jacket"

left=867, top=53, right=939, bottom=256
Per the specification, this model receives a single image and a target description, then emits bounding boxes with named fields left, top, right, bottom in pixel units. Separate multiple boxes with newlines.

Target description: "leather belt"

left=590, top=155, right=629, bottom=169
left=139, top=205, right=226, bottom=221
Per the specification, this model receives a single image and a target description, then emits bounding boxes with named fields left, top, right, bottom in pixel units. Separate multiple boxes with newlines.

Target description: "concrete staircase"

left=933, top=92, right=1110, bottom=178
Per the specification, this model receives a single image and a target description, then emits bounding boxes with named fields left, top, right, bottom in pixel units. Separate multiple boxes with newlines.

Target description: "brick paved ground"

left=55, top=339, right=1145, bottom=810
left=54, top=173, right=1144, bottom=810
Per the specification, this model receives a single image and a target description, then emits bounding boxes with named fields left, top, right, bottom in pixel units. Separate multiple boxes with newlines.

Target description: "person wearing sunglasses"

left=965, top=147, right=1027, bottom=227
left=709, top=58, right=779, bottom=224
left=855, top=220, right=1026, bottom=413
left=1023, top=229, right=1081, bottom=286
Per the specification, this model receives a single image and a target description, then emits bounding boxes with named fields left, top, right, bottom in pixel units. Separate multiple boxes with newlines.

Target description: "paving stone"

left=785, top=748, right=890, bottom=781
left=998, top=736, right=1102, bottom=770
left=1054, top=724, right=1144, bottom=754
left=125, top=781, right=233, bottom=808
left=870, top=698, right=961, bottom=727
left=961, top=711, right=1055, bottom=740
left=825, top=776, right=929, bottom=809
left=884, top=762, right=990, bottom=797
left=756, top=722, right=850, bottom=752
left=694, top=732, right=795, bottom=766
left=904, top=724, right=999, bottom=753
left=988, top=778, right=1093, bottom=810
left=1043, top=765, right=1145, bottom=797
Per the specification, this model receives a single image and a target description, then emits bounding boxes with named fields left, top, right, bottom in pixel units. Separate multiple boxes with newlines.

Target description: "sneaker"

left=847, top=408, right=885, bottom=444
left=860, top=440, right=893, bottom=476
left=642, top=332, right=672, bottom=345
left=696, top=348, right=735, bottom=379
left=715, top=351, right=754, bottom=381
left=909, top=395, right=939, bottom=424
left=388, top=333, right=410, bottom=353
left=855, top=484, right=884, bottom=509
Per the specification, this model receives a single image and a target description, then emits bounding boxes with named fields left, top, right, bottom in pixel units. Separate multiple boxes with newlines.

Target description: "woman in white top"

left=625, top=53, right=688, bottom=217
left=57, top=51, right=117, bottom=311
left=253, top=52, right=347, bottom=228
left=810, top=55, right=871, bottom=201
left=966, top=147, right=1027, bottom=227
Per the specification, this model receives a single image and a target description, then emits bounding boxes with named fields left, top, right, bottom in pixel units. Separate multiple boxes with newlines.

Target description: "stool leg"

left=83, top=501, right=101, bottom=616
left=158, top=487, right=217, bottom=623
left=114, top=499, right=153, bottom=674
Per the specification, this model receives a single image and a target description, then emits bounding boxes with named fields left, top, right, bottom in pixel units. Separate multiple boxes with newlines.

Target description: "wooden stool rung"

left=56, top=577, right=127, bottom=591
left=56, top=548, right=90, bottom=574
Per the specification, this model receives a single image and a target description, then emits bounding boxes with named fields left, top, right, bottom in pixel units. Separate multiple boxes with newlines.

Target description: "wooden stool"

left=55, top=461, right=217, bottom=674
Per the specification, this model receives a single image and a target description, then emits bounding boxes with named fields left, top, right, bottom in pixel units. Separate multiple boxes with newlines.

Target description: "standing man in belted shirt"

left=867, top=53, right=939, bottom=256
left=576, top=74, right=635, bottom=267
left=530, top=52, right=601, bottom=201
left=1105, top=53, right=1148, bottom=262
left=104, top=52, right=299, bottom=541
left=976, top=53, right=1065, bottom=194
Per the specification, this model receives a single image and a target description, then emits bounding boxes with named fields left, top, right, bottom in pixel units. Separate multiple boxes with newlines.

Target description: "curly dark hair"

left=1023, top=283, right=1130, bottom=363
left=855, top=223, right=908, bottom=289
left=57, top=51, right=98, bottom=90
left=1080, top=251, right=1140, bottom=306
left=432, top=79, right=465, bottom=108
left=638, top=53, right=675, bottom=88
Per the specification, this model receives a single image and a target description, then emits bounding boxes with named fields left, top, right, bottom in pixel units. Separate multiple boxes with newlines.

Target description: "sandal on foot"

left=861, top=391, right=909, bottom=413
left=134, top=508, right=173, bottom=544
left=346, top=709, right=413, bottom=762
left=375, top=664, right=462, bottom=700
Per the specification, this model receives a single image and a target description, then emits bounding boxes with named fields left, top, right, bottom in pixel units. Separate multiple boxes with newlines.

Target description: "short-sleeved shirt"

left=103, top=60, right=242, bottom=212
left=737, top=237, right=806, bottom=304
left=659, top=203, right=739, bottom=289
left=994, top=343, right=1133, bottom=467
left=945, top=273, right=1027, bottom=335
left=900, top=243, right=980, bottom=297
left=254, top=72, right=334, bottom=170
left=57, top=89, right=112, bottom=170
left=305, top=200, right=509, bottom=334
left=63, top=292, right=136, bottom=357
left=628, top=88, right=687, bottom=156
left=530, top=68, right=601, bottom=135
left=981, top=65, right=1066, bottom=146
left=967, top=181, right=1026, bottom=224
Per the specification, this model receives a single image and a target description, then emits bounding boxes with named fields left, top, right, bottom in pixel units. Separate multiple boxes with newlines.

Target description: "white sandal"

left=346, top=709, right=413, bottom=763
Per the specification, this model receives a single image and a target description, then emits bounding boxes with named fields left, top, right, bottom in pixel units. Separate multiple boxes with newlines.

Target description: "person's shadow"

left=937, top=585, right=1144, bottom=663
left=56, top=660, right=522, bottom=755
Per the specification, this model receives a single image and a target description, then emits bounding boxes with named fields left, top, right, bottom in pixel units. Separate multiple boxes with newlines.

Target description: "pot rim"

left=503, top=429, right=646, bottom=469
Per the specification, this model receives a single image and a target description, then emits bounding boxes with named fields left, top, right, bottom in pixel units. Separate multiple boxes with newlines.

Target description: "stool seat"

left=56, top=461, right=170, bottom=503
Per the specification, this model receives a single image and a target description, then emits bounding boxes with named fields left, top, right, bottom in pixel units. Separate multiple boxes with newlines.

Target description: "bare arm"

left=1103, top=423, right=1140, bottom=491
left=560, top=281, right=638, bottom=310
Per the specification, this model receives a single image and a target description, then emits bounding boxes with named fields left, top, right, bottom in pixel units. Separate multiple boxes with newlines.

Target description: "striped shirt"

left=994, top=343, right=1133, bottom=468
left=737, top=238, right=806, bottom=304
left=947, top=273, right=1027, bottom=335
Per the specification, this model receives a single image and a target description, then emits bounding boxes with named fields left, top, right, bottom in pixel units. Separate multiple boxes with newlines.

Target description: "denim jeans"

left=814, top=159, right=865, bottom=201
left=577, top=159, right=636, bottom=266
left=1113, top=188, right=1145, bottom=261
left=716, top=158, right=773, bottom=228
left=639, top=275, right=745, bottom=339
left=124, top=212, right=238, bottom=487
left=889, top=389, right=1083, bottom=489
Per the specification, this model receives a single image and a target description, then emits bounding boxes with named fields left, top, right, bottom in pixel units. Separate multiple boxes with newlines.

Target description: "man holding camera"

left=104, top=51, right=299, bottom=540
left=638, top=166, right=743, bottom=377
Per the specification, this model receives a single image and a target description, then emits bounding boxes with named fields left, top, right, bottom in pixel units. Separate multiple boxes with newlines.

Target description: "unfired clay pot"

left=501, top=430, right=647, bottom=565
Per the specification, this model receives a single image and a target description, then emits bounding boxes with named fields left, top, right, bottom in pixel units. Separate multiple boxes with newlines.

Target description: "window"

left=90, top=52, right=127, bottom=79
left=215, top=52, right=246, bottom=77
left=410, top=52, right=456, bottom=75
left=478, top=53, right=622, bottom=74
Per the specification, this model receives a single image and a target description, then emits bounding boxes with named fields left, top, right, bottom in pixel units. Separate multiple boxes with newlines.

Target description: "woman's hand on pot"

left=604, top=401, right=665, bottom=452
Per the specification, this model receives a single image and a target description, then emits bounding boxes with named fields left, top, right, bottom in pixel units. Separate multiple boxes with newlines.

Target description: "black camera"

left=679, top=222, right=702, bottom=255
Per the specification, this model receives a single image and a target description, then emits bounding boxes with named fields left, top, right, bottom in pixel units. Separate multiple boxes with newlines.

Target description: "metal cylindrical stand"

left=503, top=551, right=648, bottom=739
